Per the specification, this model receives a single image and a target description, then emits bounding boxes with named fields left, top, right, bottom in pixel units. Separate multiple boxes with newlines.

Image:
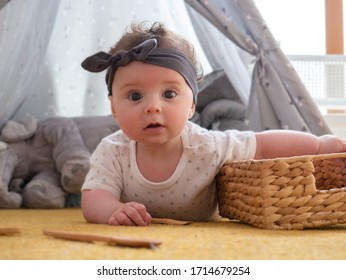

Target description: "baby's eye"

left=128, top=92, right=142, bottom=101
left=163, top=90, right=177, bottom=99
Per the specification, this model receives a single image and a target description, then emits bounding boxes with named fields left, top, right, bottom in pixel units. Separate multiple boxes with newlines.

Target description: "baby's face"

left=109, top=61, right=195, bottom=147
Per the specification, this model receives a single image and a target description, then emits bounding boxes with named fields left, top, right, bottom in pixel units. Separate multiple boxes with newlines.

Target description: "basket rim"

left=224, top=152, right=346, bottom=165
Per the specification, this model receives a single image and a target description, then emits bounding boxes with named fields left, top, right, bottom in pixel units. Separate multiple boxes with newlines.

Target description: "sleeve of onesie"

left=81, top=140, right=123, bottom=199
left=214, top=129, right=257, bottom=166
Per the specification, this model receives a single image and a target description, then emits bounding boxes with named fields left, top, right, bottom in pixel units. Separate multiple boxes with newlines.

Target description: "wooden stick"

left=43, top=229, right=161, bottom=248
left=152, top=218, right=192, bottom=225
left=0, top=227, right=21, bottom=235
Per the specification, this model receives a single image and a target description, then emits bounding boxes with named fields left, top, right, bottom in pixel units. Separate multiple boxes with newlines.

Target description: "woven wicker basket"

left=216, top=153, right=346, bottom=230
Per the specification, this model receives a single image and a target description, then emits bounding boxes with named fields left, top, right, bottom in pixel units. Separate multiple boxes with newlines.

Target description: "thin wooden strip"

left=0, top=227, right=21, bottom=235
left=43, top=230, right=161, bottom=248
left=151, top=218, right=192, bottom=225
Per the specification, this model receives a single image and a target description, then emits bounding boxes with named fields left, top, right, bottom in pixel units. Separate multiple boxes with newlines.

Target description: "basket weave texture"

left=216, top=153, right=346, bottom=229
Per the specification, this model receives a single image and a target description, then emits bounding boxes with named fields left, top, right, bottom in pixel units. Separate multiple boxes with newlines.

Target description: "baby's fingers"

left=126, top=203, right=152, bottom=226
left=341, top=140, right=346, bottom=152
left=108, top=202, right=151, bottom=226
left=109, top=212, right=134, bottom=226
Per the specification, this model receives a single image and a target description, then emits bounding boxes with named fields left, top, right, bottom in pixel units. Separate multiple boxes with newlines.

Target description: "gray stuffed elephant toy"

left=0, top=115, right=119, bottom=209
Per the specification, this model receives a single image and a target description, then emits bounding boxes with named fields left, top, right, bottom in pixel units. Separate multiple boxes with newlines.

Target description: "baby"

left=81, top=22, right=346, bottom=226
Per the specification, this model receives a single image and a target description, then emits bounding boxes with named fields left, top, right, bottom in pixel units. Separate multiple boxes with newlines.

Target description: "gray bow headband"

left=81, top=38, right=198, bottom=102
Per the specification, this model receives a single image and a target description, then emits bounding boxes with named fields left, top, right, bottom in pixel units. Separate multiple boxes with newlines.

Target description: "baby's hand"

left=318, top=135, right=346, bottom=154
left=108, top=201, right=152, bottom=226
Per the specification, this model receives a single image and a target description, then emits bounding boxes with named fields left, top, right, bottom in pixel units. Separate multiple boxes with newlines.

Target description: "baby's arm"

left=81, top=189, right=152, bottom=226
left=254, top=130, right=346, bottom=159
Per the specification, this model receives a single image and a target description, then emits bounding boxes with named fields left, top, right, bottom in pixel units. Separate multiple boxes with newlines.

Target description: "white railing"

left=288, top=55, right=346, bottom=138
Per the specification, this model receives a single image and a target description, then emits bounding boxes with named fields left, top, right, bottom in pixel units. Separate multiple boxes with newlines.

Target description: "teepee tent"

left=0, top=0, right=331, bottom=136
left=184, top=0, right=331, bottom=135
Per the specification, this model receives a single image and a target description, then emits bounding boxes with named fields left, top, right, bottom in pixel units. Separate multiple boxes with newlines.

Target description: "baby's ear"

left=1, top=116, right=38, bottom=142
left=189, top=103, right=196, bottom=119
left=108, top=96, right=117, bottom=119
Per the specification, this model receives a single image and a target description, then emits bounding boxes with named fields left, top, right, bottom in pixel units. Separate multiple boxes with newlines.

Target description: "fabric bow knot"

left=81, top=38, right=198, bottom=102
left=81, top=39, right=157, bottom=73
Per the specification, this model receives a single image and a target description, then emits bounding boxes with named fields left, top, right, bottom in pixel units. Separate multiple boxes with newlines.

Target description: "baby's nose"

left=144, top=96, right=162, bottom=114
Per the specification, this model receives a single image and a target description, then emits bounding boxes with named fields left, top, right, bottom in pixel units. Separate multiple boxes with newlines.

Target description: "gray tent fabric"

left=0, top=0, right=60, bottom=129
left=185, top=0, right=332, bottom=135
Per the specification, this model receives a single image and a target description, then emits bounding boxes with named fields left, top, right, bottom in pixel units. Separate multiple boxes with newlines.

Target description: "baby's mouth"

left=146, top=123, right=162, bottom=129
left=144, top=123, right=164, bottom=131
